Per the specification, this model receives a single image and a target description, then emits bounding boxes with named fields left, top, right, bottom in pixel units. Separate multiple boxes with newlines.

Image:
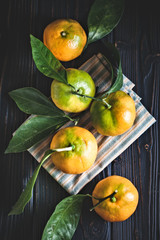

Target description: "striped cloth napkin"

left=28, top=53, right=156, bottom=195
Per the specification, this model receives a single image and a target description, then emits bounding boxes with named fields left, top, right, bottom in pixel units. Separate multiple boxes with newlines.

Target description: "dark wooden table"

left=0, top=0, right=159, bottom=239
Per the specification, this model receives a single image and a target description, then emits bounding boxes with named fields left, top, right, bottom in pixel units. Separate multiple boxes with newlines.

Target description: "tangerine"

left=92, top=175, right=139, bottom=222
left=51, top=68, right=96, bottom=113
left=90, top=90, right=136, bottom=136
left=43, top=19, right=87, bottom=61
left=50, top=126, right=97, bottom=174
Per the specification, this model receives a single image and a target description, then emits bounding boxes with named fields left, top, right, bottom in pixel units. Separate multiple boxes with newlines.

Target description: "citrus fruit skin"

left=92, top=175, right=139, bottom=222
left=90, top=90, right=136, bottom=136
left=50, top=126, right=97, bottom=174
left=51, top=68, right=96, bottom=113
left=43, top=19, right=87, bottom=61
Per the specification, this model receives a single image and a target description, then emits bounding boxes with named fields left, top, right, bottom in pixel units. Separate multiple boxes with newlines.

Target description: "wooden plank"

left=0, top=0, right=159, bottom=239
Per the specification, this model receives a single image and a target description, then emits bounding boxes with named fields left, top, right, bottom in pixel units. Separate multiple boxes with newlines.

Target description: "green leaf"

left=9, top=87, right=64, bottom=117
left=102, top=41, right=121, bottom=67
left=5, top=115, right=69, bottom=153
left=42, top=194, right=87, bottom=240
left=101, top=41, right=123, bottom=96
left=87, top=0, right=124, bottom=44
left=30, top=34, right=67, bottom=84
left=106, top=61, right=123, bottom=95
left=8, top=149, right=54, bottom=215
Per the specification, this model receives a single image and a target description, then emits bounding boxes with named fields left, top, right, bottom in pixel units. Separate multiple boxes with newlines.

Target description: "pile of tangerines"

left=43, top=19, right=138, bottom=222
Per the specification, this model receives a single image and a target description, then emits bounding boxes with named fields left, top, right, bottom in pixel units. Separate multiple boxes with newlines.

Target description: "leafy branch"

left=5, top=88, right=78, bottom=153
left=8, top=146, right=75, bottom=215
left=41, top=190, right=118, bottom=240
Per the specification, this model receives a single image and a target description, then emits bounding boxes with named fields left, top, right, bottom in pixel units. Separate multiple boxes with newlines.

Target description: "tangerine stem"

left=52, top=145, right=75, bottom=152
left=61, top=31, right=67, bottom=37
left=71, top=91, right=102, bottom=102
left=102, top=99, right=112, bottom=109
left=71, top=91, right=112, bottom=109
left=68, top=83, right=76, bottom=90
left=89, top=190, right=118, bottom=212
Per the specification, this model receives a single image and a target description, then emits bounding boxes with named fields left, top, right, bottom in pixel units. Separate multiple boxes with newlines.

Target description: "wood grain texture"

left=0, top=0, right=159, bottom=239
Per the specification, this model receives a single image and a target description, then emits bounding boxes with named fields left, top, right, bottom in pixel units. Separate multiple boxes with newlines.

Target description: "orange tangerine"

left=50, top=126, right=98, bottom=174
left=92, top=175, right=139, bottom=222
left=43, top=19, right=87, bottom=61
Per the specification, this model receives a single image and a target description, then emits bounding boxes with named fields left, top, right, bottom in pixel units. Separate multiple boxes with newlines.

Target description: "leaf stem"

left=64, top=114, right=79, bottom=125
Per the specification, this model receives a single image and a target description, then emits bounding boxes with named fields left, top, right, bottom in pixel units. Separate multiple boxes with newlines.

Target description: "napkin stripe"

left=27, top=53, right=156, bottom=195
